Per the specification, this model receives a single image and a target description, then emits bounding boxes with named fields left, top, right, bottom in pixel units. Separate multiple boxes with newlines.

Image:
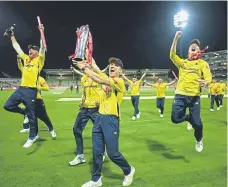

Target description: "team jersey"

left=209, top=83, right=220, bottom=95
left=152, top=83, right=169, bottom=98
left=19, top=53, right=45, bottom=88
left=218, top=83, right=227, bottom=95
left=17, top=60, right=48, bottom=99
left=170, top=51, right=212, bottom=96
left=81, top=75, right=102, bottom=108
left=37, top=77, right=50, bottom=99
left=98, top=72, right=125, bottom=117
left=128, top=79, right=142, bottom=96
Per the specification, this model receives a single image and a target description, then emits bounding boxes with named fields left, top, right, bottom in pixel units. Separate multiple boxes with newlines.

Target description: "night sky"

left=0, top=1, right=227, bottom=77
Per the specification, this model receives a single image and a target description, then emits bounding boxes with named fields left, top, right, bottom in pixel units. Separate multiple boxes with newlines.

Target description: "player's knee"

left=73, top=126, right=81, bottom=135
left=93, top=147, right=104, bottom=158
left=171, top=113, right=180, bottom=124
left=107, top=150, right=119, bottom=161
left=4, top=102, right=11, bottom=111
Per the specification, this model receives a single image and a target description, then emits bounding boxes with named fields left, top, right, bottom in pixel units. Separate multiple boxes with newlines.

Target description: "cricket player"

left=209, top=79, right=220, bottom=111
left=17, top=57, right=56, bottom=139
left=145, top=78, right=177, bottom=118
left=218, top=80, right=226, bottom=107
left=75, top=57, right=135, bottom=187
left=170, top=31, right=212, bottom=152
left=121, top=71, right=148, bottom=120
left=70, top=85, right=73, bottom=94
left=69, top=64, right=103, bottom=166
left=3, top=24, right=45, bottom=148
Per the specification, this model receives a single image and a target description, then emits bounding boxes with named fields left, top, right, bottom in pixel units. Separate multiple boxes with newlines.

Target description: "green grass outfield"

left=0, top=88, right=227, bottom=187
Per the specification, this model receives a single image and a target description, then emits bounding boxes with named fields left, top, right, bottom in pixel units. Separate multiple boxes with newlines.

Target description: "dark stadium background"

left=0, top=1, right=226, bottom=77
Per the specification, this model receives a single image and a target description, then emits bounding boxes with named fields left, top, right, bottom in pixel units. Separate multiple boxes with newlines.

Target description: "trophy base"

left=74, top=57, right=83, bottom=61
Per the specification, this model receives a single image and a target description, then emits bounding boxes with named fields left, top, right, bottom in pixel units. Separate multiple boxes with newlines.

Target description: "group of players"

left=3, top=22, right=226, bottom=187
left=208, top=79, right=226, bottom=111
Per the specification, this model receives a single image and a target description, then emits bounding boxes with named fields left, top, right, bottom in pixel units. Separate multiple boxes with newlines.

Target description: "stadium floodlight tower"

left=173, top=11, right=188, bottom=28
left=173, top=11, right=188, bottom=57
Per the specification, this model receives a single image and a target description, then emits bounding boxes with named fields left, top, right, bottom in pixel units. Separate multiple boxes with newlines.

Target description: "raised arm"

left=74, top=61, right=110, bottom=86
left=39, top=39, right=45, bottom=58
left=170, top=31, right=185, bottom=68
left=145, top=82, right=156, bottom=87
left=90, top=57, right=102, bottom=73
left=139, top=69, right=148, bottom=82
left=71, top=66, right=84, bottom=76
left=167, top=78, right=178, bottom=86
left=38, top=24, right=46, bottom=58
left=101, top=65, right=109, bottom=72
left=11, top=35, right=25, bottom=57
left=121, top=73, right=131, bottom=83
left=75, top=61, right=124, bottom=92
left=84, top=48, right=101, bottom=73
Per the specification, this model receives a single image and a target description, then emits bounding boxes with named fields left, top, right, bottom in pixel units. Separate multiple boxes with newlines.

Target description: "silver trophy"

left=4, top=24, right=16, bottom=37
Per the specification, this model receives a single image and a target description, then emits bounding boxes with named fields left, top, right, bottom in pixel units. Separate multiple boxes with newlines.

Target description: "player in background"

left=170, top=31, right=212, bottom=152
left=69, top=59, right=106, bottom=166
left=218, top=80, right=226, bottom=108
left=3, top=24, right=45, bottom=148
left=209, top=79, right=220, bottom=111
left=70, top=85, right=73, bottom=94
left=121, top=70, right=148, bottom=120
left=17, top=56, right=57, bottom=138
left=145, top=77, right=177, bottom=118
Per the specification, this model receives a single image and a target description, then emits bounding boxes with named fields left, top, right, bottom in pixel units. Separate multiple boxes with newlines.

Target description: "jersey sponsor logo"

left=84, top=85, right=100, bottom=88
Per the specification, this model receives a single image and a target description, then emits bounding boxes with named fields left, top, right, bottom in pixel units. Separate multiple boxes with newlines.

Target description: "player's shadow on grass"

left=26, top=138, right=47, bottom=155
left=146, top=139, right=190, bottom=163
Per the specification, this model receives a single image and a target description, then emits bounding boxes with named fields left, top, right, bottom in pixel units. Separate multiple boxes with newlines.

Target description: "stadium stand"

left=201, top=50, right=227, bottom=80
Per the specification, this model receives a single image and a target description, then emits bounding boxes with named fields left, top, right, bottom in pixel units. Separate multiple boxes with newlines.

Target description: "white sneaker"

left=81, top=177, right=102, bottom=187
left=187, top=122, right=193, bottom=131
left=131, top=116, right=136, bottom=120
left=20, top=128, right=30, bottom=133
left=136, top=112, right=140, bottom=119
left=50, top=130, right=57, bottom=139
left=123, top=166, right=135, bottom=186
left=23, top=115, right=29, bottom=124
left=69, top=155, right=86, bottom=166
left=158, top=109, right=161, bottom=113
left=195, top=141, right=203, bottom=152
left=220, top=105, right=223, bottom=108
left=160, top=114, right=164, bottom=118
left=217, top=107, right=220, bottom=111
left=210, top=109, right=214, bottom=112
left=23, top=135, right=39, bottom=148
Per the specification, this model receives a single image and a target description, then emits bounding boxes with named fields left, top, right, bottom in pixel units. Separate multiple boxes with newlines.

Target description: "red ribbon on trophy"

left=69, top=25, right=93, bottom=64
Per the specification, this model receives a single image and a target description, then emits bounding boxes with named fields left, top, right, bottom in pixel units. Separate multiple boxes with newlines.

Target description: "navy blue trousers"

left=210, top=95, right=220, bottom=109
left=219, top=94, right=224, bottom=106
left=73, top=107, right=98, bottom=155
left=4, top=87, right=37, bottom=138
left=92, top=114, right=131, bottom=181
left=156, top=97, right=165, bottom=114
left=131, top=96, right=140, bottom=116
left=171, top=94, right=203, bottom=142
left=23, top=99, right=54, bottom=134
